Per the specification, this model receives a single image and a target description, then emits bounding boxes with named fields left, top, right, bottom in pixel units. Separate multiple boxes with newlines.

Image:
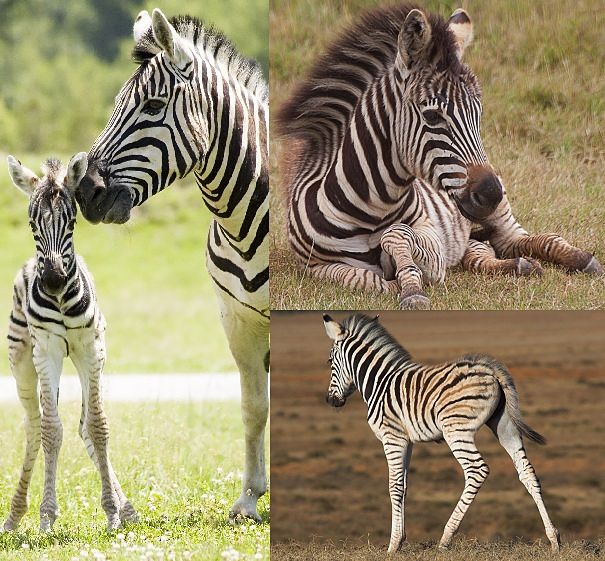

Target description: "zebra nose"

left=459, top=166, right=503, bottom=220
left=42, top=258, right=67, bottom=295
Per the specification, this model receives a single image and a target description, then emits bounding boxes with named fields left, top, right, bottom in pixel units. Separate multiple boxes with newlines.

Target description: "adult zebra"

left=76, top=10, right=268, bottom=521
left=322, top=313, right=560, bottom=552
left=277, top=4, right=601, bottom=309
left=4, top=155, right=137, bottom=531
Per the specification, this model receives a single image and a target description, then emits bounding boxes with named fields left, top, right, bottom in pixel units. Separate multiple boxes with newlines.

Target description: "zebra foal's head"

left=323, top=314, right=356, bottom=407
left=395, top=7, right=502, bottom=219
left=8, top=153, right=87, bottom=295
left=76, top=9, right=208, bottom=224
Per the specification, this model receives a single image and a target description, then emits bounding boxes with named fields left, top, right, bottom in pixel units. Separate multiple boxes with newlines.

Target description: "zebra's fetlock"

left=515, top=257, right=543, bottom=276
left=399, top=293, right=430, bottom=310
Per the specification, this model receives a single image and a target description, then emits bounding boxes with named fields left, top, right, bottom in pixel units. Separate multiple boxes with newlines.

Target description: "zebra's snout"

left=456, top=166, right=503, bottom=221
left=326, top=393, right=346, bottom=407
left=41, top=258, right=67, bottom=295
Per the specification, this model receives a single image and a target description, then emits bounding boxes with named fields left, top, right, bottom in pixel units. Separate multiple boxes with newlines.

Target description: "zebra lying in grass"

left=2, top=155, right=137, bottom=532
left=278, top=4, right=602, bottom=309
left=323, top=314, right=560, bottom=552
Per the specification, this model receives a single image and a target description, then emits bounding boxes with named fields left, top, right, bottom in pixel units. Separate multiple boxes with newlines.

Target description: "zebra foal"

left=323, top=314, right=560, bottom=552
left=2, top=155, right=137, bottom=532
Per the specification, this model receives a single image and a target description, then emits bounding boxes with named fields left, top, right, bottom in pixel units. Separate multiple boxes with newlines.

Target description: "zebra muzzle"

left=326, top=393, right=346, bottom=407
left=456, top=166, right=503, bottom=221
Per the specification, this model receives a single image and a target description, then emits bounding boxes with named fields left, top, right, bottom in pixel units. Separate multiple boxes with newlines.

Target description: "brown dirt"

left=270, top=312, right=605, bottom=548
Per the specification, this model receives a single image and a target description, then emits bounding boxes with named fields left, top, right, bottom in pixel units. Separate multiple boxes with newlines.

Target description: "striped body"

left=279, top=4, right=601, bottom=308
left=3, top=156, right=136, bottom=532
left=75, top=10, right=269, bottom=520
left=323, top=314, right=560, bottom=552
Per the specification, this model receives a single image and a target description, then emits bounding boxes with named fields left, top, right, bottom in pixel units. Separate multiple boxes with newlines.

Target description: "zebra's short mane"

left=277, top=3, right=468, bottom=147
left=343, top=314, right=412, bottom=363
left=40, top=158, right=63, bottom=186
left=132, top=15, right=267, bottom=103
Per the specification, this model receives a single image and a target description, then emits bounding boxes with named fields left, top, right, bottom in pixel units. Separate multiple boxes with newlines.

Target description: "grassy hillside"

left=270, top=0, right=605, bottom=310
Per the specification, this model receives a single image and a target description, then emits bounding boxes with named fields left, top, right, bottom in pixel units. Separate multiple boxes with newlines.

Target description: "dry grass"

left=269, top=0, right=605, bottom=310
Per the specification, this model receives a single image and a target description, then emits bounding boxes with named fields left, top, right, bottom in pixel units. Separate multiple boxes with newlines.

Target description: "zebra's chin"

left=326, top=393, right=346, bottom=408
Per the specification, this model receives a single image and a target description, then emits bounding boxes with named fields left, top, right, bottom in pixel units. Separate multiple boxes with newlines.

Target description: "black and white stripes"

left=322, top=313, right=560, bottom=552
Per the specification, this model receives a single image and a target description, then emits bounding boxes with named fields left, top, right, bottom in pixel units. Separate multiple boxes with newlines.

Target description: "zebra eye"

left=142, top=99, right=166, bottom=115
left=29, top=220, right=36, bottom=231
left=68, top=218, right=76, bottom=231
left=423, top=110, right=445, bottom=127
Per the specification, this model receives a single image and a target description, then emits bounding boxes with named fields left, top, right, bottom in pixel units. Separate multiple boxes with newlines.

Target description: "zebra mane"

left=132, top=15, right=268, bottom=103
left=343, top=314, right=412, bottom=363
left=277, top=3, right=468, bottom=146
left=40, top=159, right=66, bottom=194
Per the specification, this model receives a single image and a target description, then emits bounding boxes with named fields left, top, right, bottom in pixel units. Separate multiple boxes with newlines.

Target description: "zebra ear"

left=65, top=152, right=88, bottom=193
left=134, top=10, right=152, bottom=43
left=448, top=9, right=473, bottom=60
left=398, top=9, right=432, bottom=69
left=151, top=8, right=192, bottom=68
left=323, top=314, right=345, bottom=341
left=7, top=156, right=38, bottom=196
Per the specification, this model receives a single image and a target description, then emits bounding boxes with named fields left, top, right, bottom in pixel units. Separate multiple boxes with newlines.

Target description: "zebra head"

left=76, top=9, right=209, bottom=224
left=8, top=153, right=88, bottom=295
left=323, top=314, right=356, bottom=407
left=395, top=8, right=502, bottom=220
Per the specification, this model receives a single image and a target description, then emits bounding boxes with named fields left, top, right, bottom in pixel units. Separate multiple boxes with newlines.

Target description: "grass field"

left=270, top=312, right=605, bottom=559
left=0, top=154, right=236, bottom=374
left=269, top=0, right=605, bottom=310
left=0, top=401, right=270, bottom=561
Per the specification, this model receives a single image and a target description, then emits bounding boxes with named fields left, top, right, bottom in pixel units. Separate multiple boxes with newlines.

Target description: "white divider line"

left=0, top=373, right=241, bottom=403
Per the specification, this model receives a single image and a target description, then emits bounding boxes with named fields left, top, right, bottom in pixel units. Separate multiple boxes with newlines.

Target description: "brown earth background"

left=271, top=311, right=605, bottom=547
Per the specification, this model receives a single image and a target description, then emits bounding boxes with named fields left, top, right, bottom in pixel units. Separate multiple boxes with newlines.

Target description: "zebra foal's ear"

left=66, top=152, right=88, bottom=193
left=323, top=314, right=345, bottom=341
left=448, top=9, right=473, bottom=60
left=397, top=9, right=432, bottom=69
left=7, top=156, right=38, bottom=196
left=151, top=8, right=192, bottom=68
left=134, top=10, right=152, bottom=43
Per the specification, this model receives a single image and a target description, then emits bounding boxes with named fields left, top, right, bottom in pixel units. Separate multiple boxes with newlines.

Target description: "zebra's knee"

left=241, top=398, right=268, bottom=436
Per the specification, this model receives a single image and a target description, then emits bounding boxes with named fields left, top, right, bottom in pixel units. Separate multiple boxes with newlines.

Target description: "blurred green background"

left=0, top=0, right=268, bottom=374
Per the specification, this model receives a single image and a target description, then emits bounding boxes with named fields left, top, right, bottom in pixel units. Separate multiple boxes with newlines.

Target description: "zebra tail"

left=467, top=355, right=547, bottom=446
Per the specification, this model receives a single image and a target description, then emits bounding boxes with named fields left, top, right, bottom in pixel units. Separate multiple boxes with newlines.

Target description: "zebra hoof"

left=119, top=501, right=139, bottom=524
left=582, top=256, right=604, bottom=275
left=549, top=528, right=561, bottom=553
left=515, top=257, right=542, bottom=276
left=399, top=294, right=430, bottom=310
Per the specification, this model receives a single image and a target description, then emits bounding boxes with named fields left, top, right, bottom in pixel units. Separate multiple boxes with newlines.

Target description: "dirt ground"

left=270, top=312, right=605, bottom=549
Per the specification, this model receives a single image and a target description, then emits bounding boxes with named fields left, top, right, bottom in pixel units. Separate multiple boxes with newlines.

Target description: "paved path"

left=0, top=373, right=240, bottom=403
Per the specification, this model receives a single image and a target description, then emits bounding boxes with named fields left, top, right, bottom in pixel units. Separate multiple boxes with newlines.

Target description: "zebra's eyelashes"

left=141, top=98, right=166, bottom=115
left=423, top=109, right=446, bottom=127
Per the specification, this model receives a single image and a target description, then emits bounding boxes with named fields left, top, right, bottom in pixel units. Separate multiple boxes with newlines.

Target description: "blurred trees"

left=0, top=0, right=268, bottom=155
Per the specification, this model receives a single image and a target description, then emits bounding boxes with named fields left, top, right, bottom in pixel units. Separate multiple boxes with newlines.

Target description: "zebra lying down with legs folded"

left=3, top=154, right=137, bottom=532
left=323, top=313, right=561, bottom=552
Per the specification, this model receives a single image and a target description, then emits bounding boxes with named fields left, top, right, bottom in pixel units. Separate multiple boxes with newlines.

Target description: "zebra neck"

left=194, top=85, right=268, bottom=240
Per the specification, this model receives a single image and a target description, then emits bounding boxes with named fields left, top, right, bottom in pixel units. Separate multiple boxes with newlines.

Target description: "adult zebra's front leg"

left=383, top=439, right=413, bottom=553
left=218, top=301, right=269, bottom=522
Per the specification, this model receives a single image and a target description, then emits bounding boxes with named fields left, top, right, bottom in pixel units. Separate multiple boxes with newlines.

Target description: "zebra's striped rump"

left=322, top=314, right=560, bottom=551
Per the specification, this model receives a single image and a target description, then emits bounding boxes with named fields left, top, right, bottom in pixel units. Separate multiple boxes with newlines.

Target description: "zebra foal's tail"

left=467, top=354, right=547, bottom=445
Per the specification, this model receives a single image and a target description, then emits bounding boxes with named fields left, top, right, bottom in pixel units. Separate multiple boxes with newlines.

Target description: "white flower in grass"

left=21, top=543, right=30, bottom=549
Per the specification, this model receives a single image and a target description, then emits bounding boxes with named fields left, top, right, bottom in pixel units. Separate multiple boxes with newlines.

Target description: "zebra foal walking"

left=2, top=155, right=137, bottom=532
left=323, top=314, right=560, bottom=552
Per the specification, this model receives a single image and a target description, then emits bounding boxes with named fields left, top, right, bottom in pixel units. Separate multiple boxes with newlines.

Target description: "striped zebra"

left=3, top=155, right=137, bottom=532
left=322, top=314, right=561, bottom=552
left=74, top=10, right=268, bottom=520
left=277, top=4, right=602, bottom=309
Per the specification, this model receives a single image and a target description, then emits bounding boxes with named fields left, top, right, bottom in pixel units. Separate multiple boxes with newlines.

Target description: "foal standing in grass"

left=323, top=314, right=560, bottom=552
left=2, top=154, right=137, bottom=532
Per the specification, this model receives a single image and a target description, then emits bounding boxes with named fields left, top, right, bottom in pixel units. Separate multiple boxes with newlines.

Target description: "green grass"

left=0, top=401, right=269, bottom=560
left=0, top=153, right=236, bottom=374
left=269, top=0, right=605, bottom=310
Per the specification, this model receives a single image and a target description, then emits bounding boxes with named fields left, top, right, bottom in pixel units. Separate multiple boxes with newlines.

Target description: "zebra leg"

left=33, top=342, right=64, bottom=532
left=3, top=346, right=41, bottom=531
left=461, top=239, right=543, bottom=276
left=383, top=440, right=413, bottom=553
left=488, top=411, right=561, bottom=552
left=306, top=262, right=399, bottom=294
left=381, top=224, right=445, bottom=309
left=439, top=431, right=490, bottom=549
left=476, top=193, right=602, bottom=273
left=219, top=305, right=269, bottom=522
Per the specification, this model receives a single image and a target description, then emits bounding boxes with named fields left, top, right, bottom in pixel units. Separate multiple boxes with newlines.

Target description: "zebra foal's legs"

left=380, top=223, right=445, bottom=309
left=218, top=301, right=269, bottom=522
left=439, top=431, right=490, bottom=549
left=487, top=410, right=561, bottom=552
left=3, top=342, right=41, bottom=531
left=383, top=440, right=413, bottom=553
left=305, top=262, right=399, bottom=294
left=461, top=239, right=543, bottom=276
